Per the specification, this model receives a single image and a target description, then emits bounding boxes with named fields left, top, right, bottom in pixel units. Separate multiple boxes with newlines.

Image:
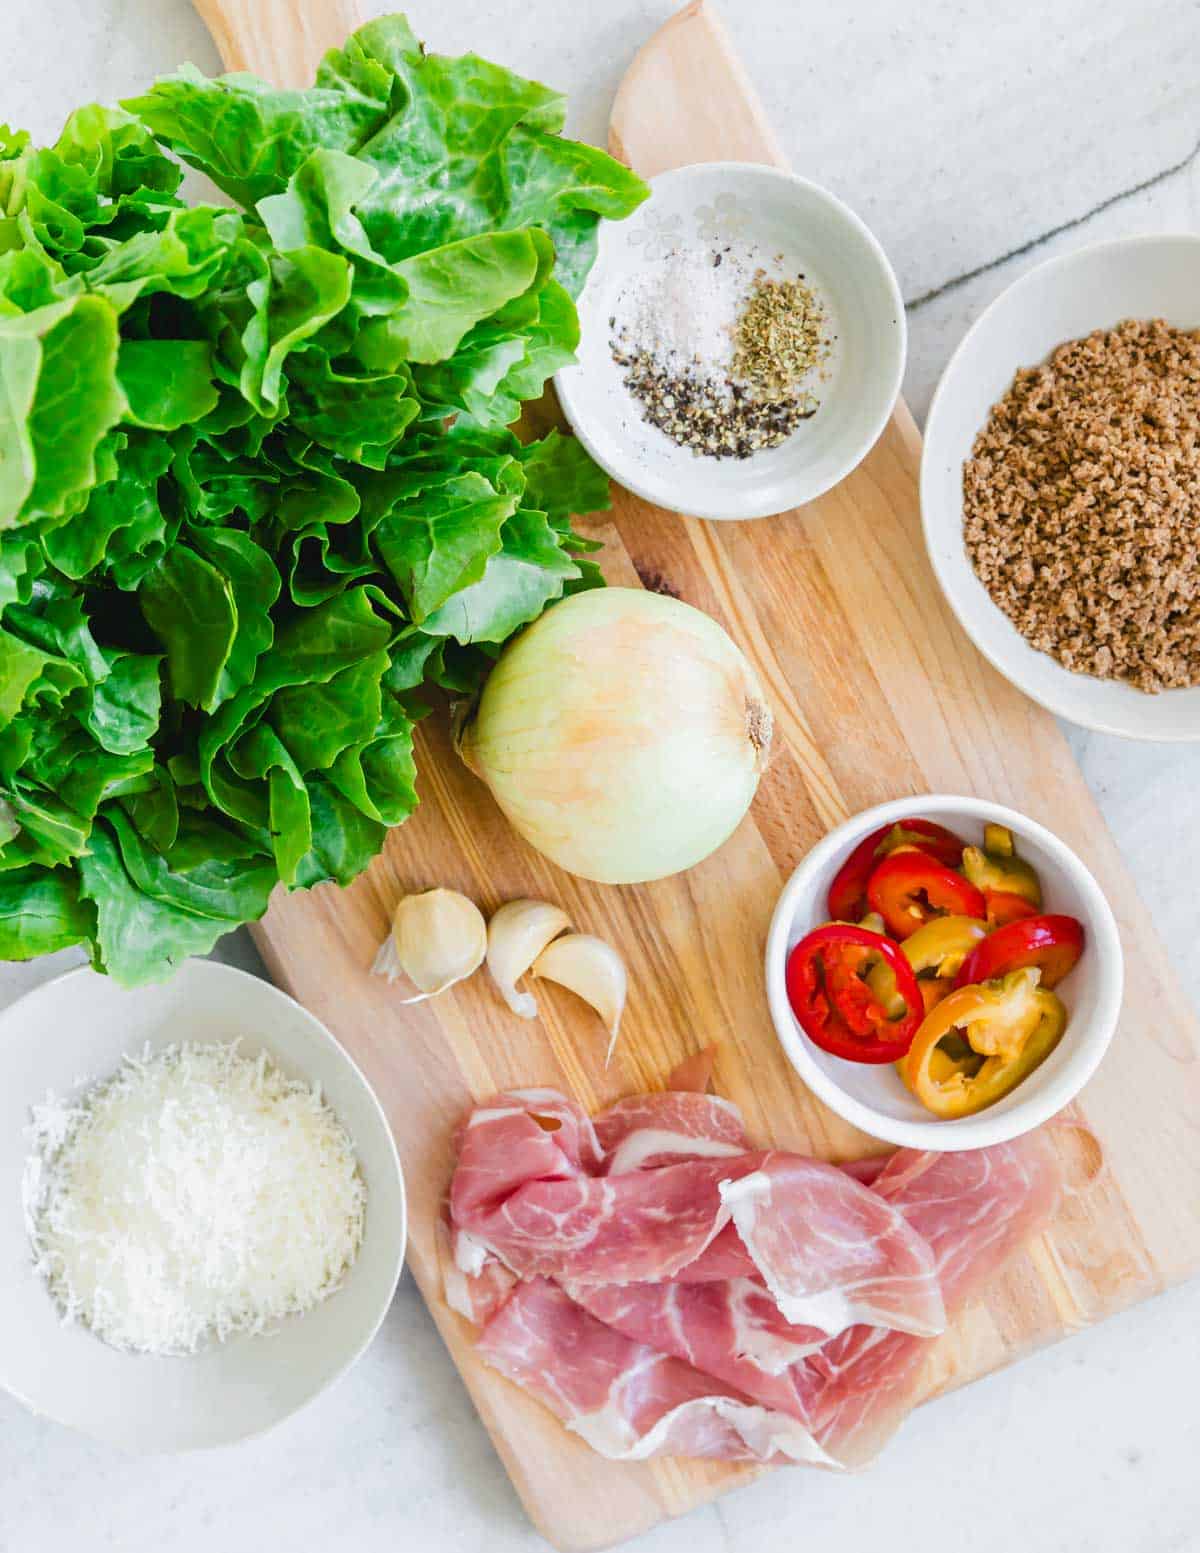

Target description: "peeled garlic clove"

left=371, top=887, right=486, bottom=1003
left=531, top=933, right=627, bottom=1063
left=486, top=899, right=572, bottom=1018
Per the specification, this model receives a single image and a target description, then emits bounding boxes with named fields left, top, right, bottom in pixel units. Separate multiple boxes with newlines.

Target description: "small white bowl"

left=0, top=960, right=406, bottom=1451
left=922, top=233, right=1200, bottom=740
left=556, top=161, right=906, bottom=521
left=765, top=795, right=1123, bottom=1151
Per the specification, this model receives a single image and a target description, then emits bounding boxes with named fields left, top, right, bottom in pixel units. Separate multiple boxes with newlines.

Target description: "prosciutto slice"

left=447, top=1085, right=1064, bottom=1470
left=439, top=1219, right=518, bottom=1326
left=451, top=1091, right=944, bottom=1336
left=594, top=1090, right=749, bottom=1172
left=796, top=1131, right=1064, bottom=1468
left=566, top=1277, right=824, bottom=1420
left=477, top=1276, right=832, bottom=1466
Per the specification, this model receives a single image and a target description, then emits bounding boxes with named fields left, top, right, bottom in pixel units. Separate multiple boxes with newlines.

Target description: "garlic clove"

left=531, top=933, right=627, bottom=1064
left=371, top=934, right=405, bottom=982
left=486, top=899, right=572, bottom=1018
left=372, top=887, right=486, bottom=1003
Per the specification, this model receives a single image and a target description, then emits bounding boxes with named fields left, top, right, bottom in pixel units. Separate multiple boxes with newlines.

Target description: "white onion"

left=455, top=588, right=773, bottom=883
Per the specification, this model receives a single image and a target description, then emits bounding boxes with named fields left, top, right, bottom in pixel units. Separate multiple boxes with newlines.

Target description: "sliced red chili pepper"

left=955, top=913, right=1085, bottom=991
left=786, top=923, right=923, bottom=1064
left=866, top=851, right=987, bottom=940
left=983, top=889, right=1041, bottom=928
left=826, top=818, right=965, bottom=921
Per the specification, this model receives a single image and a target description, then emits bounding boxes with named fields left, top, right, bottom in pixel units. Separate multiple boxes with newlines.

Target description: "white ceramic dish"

left=0, top=960, right=406, bottom=1452
left=765, top=795, right=1124, bottom=1151
left=555, top=161, right=906, bottom=521
left=922, top=232, right=1200, bottom=741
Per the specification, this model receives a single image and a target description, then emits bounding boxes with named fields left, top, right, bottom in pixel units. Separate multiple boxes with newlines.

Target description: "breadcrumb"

left=963, top=318, right=1200, bottom=693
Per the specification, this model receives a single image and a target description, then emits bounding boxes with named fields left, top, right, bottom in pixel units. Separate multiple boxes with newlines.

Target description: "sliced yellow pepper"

left=983, top=823, right=1015, bottom=858
left=900, top=967, right=1067, bottom=1119
left=859, top=912, right=908, bottom=1018
left=900, top=914, right=989, bottom=979
left=962, top=844, right=1042, bottom=908
left=870, top=915, right=987, bottom=1021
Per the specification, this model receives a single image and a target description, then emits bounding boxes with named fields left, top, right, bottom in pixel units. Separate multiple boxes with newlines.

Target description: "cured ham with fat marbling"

left=450, top=1092, right=944, bottom=1333
left=445, top=1085, right=1063, bottom=1468
left=795, top=1129, right=1065, bottom=1467
left=477, top=1276, right=833, bottom=1465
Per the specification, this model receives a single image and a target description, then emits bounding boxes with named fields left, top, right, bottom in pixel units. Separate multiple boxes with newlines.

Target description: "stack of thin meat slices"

left=441, top=1069, right=1062, bottom=1468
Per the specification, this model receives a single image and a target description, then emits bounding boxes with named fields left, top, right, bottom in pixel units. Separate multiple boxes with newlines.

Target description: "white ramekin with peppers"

left=765, top=796, right=1124, bottom=1151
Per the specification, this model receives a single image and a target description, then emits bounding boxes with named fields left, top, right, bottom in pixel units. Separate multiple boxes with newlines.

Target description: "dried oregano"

left=732, top=272, right=828, bottom=406
left=609, top=244, right=832, bottom=460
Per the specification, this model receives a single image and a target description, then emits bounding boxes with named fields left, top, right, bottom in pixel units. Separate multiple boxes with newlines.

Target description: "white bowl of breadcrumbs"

left=922, top=233, right=1200, bottom=741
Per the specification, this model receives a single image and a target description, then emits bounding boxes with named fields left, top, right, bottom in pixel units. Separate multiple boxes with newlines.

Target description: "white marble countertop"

left=4, top=2, right=1200, bottom=1549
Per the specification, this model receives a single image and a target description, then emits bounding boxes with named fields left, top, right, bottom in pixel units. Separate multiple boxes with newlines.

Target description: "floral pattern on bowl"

left=695, top=192, right=753, bottom=243
left=626, top=206, right=684, bottom=261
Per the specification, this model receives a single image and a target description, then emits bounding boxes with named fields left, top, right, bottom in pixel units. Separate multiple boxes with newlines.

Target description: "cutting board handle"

left=193, top=0, right=362, bottom=83
left=610, top=0, right=787, bottom=175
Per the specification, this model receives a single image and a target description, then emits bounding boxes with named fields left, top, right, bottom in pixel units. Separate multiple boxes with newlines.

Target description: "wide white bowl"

left=765, top=795, right=1124, bottom=1151
left=556, top=161, right=906, bottom=521
left=922, top=233, right=1200, bottom=740
left=0, top=960, right=406, bottom=1451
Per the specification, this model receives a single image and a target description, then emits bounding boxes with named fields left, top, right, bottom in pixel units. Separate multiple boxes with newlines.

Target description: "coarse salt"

left=611, top=243, right=757, bottom=378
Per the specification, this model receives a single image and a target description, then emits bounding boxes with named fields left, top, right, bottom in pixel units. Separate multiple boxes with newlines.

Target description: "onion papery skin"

left=455, top=588, right=773, bottom=884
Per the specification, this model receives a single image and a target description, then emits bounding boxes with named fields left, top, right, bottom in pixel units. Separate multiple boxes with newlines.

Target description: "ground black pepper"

left=610, top=344, right=816, bottom=459
left=609, top=242, right=831, bottom=460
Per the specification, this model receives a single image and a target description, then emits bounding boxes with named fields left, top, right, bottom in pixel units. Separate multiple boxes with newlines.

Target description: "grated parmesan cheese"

left=23, top=1041, right=366, bottom=1356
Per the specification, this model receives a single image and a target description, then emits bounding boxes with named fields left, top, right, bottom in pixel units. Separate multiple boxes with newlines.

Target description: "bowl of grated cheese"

left=0, top=959, right=406, bottom=1451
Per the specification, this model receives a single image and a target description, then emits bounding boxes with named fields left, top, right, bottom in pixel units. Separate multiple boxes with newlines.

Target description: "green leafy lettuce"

left=0, top=16, right=646, bottom=983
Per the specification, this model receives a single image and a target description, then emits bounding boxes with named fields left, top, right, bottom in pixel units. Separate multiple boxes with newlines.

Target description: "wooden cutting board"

left=193, top=1, right=1200, bottom=1547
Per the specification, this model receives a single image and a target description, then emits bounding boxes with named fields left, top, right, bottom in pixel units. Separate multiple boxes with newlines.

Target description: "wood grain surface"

left=194, top=1, right=1200, bottom=1548
left=193, top=0, right=362, bottom=79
